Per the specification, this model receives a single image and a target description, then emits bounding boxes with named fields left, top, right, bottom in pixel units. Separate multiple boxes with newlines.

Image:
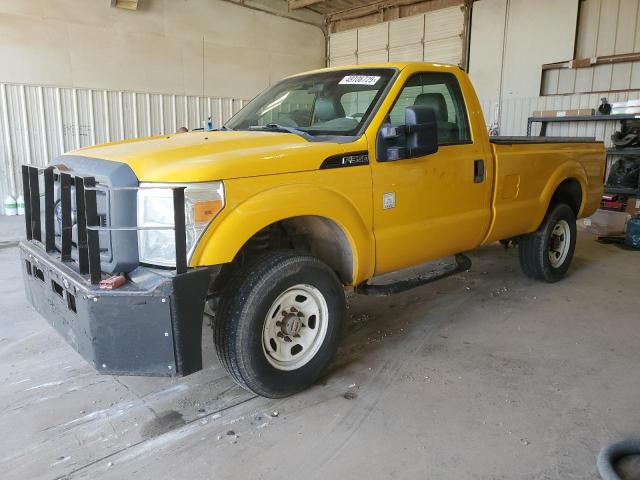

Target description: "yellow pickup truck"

left=20, top=62, right=604, bottom=397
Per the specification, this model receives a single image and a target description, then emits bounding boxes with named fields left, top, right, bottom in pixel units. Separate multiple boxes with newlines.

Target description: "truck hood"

left=67, top=131, right=348, bottom=182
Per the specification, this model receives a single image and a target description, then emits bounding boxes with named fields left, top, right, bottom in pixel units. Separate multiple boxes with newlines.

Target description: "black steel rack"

left=605, top=148, right=640, bottom=196
left=527, top=113, right=640, bottom=136
left=21, top=165, right=188, bottom=284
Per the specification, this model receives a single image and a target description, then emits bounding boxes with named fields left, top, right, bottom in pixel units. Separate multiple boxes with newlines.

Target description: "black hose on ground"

left=597, top=438, right=640, bottom=480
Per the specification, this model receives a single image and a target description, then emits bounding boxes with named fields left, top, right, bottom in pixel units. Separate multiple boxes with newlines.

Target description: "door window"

left=387, top=73, right=470, bottom=145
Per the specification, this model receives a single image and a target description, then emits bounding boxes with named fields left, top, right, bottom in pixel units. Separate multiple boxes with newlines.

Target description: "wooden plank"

left=289, top=0, right=324, bottom=10
left=111, top=0, right=139, bottom=10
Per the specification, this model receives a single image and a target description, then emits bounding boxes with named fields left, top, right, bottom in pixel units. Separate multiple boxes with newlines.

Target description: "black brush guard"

left=19, top=165, right=211, bottom=377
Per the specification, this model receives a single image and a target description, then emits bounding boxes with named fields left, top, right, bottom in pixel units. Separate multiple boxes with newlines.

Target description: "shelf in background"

left=607, top=148, right=640, bottom=156
left=603, top=186, right=639, bottom=196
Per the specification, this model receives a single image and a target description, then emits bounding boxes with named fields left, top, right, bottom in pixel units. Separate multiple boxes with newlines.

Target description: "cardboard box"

left=583, top=209, right=630, bottom=236
left=625, top=197, right=640, bottom=216
left=532, top=108, right=594, bottom=118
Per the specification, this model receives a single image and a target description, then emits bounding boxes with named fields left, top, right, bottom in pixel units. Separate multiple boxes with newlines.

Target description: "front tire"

left=214, top=251, right=345, bottom=398
left=518, top=203, right=577, bottom=283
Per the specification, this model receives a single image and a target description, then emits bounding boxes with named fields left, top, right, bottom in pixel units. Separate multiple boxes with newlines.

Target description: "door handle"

left=474, top=159, right=485, bottom=183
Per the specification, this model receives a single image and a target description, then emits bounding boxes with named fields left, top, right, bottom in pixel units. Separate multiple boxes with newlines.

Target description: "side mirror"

left=376, top=105, right=439, bottom=161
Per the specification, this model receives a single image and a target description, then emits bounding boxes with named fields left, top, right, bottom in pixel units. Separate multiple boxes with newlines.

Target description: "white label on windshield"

left=339, top=75, right=381, bottom=86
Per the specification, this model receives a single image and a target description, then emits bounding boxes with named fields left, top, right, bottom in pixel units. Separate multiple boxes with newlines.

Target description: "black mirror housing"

left=405, top=105, right=438, bottom=157
left=376, top=105, right=439, bottom=161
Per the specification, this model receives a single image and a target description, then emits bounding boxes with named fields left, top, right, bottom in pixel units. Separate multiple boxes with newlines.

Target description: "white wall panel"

left=357, top=49, right=389, bottom=64
left=424, top=6, right=464, bottom=42
left=330, top=54, right=358, bottom=67
left=389, top=15, right=424, bottom=48
left=357, top=24, right=388, bottom=53
left=424, top=37, right=463, bottom=65
left=469, top=0, right=578, bottom=100
left=330, top=7, right=465, bottom=68
left=0, top=0, right=325, bottom=100
left=329, top=30, right=358, bottom=59
left=0, top=82, right=246, bottom=214
left=389, top=44, right=424, bottom=62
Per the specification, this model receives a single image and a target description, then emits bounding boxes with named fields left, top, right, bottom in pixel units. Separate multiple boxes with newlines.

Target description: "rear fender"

left=533, top=161, right=588, bottom=229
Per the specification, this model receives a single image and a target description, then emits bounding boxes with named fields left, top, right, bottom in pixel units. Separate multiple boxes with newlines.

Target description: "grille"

left=21, top=164, right=189, bottom=284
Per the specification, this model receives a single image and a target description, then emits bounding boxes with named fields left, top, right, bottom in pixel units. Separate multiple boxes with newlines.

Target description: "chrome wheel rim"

left=548, top=219, right=570, bottom=267
left=262, top=284, right=329, bottom=371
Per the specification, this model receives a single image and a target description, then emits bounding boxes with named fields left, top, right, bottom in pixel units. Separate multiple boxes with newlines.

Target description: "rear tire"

left=214, top=250, right=345, bottom=398
left=518, top=203, right=577, bottom=283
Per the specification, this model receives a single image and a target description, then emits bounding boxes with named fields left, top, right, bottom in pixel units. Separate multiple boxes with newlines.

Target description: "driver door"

left=371, top=71, right=492, bottom=274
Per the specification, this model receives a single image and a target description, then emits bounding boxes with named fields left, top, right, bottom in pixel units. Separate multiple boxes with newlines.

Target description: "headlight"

left=137, top=181, right=224, bottom=267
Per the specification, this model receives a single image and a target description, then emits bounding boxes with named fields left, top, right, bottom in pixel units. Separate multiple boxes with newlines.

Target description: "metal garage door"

left=329, top=6, right=465, bottom=67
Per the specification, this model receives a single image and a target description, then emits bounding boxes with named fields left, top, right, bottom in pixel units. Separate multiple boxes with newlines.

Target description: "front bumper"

left=20, top=240, right=211, bottom=377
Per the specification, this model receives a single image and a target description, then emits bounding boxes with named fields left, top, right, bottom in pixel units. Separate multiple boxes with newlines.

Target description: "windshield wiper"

left=248, top=123, right=308, bottom=138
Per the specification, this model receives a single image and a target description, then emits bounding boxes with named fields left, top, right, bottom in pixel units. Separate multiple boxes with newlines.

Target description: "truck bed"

left=483, top=139, right=605, bottom=244
left=490, top=136, right=598, bottom=144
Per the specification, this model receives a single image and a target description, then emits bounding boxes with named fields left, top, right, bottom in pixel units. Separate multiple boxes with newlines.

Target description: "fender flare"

left=531, top=160, right=588, bottom=230
left=189, top=184, right=375, bottom=284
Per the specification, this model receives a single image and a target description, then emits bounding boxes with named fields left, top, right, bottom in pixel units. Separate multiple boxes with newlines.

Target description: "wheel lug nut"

left=275, top=321, right=282, bottom=327
left=277, top=332, right=284, bottom=338
left=284, top=336, right=292, bottom=342
left=290, top=307, right=297, bottom=313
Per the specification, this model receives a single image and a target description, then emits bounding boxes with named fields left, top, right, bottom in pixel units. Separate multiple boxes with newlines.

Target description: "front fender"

left=189, top=183, right=375, bottom=285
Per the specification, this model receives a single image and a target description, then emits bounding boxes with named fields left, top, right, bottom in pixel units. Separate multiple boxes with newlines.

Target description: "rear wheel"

left=214, top=250, right=345, bottom=398
left=518, top=203, right=577, bottom=283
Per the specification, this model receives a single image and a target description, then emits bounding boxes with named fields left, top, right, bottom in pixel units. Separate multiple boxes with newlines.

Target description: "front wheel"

left=214, top=251, right=345, bottom=398
left=518, top=203, right=577, bottom=283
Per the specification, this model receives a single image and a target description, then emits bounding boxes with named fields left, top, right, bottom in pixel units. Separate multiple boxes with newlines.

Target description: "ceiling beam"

left=288, top=0, right=325, bottom=10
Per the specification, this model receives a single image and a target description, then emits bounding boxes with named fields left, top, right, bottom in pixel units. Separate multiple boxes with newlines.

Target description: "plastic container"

left=17, top=195, right=25, bottom=215
left=3, top=195, right=17, bottom=216
left=625, top=216, right=640, bottom=248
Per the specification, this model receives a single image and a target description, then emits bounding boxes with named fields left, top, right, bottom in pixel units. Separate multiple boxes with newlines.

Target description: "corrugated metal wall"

left=0, top=82, right=246, bottom=214
left=328, top=6, right=465, bottom=67
left=480, top=90, right=639, bottom=143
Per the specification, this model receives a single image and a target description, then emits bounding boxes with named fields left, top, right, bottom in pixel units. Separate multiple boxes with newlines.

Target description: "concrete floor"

left=1, top=215, right=639, bottom=480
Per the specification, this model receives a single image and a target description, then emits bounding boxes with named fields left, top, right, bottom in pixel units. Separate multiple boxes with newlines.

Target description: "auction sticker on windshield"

left=339, top=75, right=381, bottom=86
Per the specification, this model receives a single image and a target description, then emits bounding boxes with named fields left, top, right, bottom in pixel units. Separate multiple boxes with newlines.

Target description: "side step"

left=355, top=253, right=472, bottom=297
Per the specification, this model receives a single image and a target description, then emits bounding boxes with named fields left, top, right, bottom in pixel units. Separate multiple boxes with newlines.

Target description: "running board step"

left=355, top=253, right=472, bottom=297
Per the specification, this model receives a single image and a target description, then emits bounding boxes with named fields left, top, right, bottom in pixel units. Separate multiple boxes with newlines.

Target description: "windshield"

left=225, top=68, right=396, bottom=137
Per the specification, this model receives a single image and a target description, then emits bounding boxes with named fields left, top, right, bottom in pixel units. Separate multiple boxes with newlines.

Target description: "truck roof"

left=285, top=61, right=461, bottom=78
